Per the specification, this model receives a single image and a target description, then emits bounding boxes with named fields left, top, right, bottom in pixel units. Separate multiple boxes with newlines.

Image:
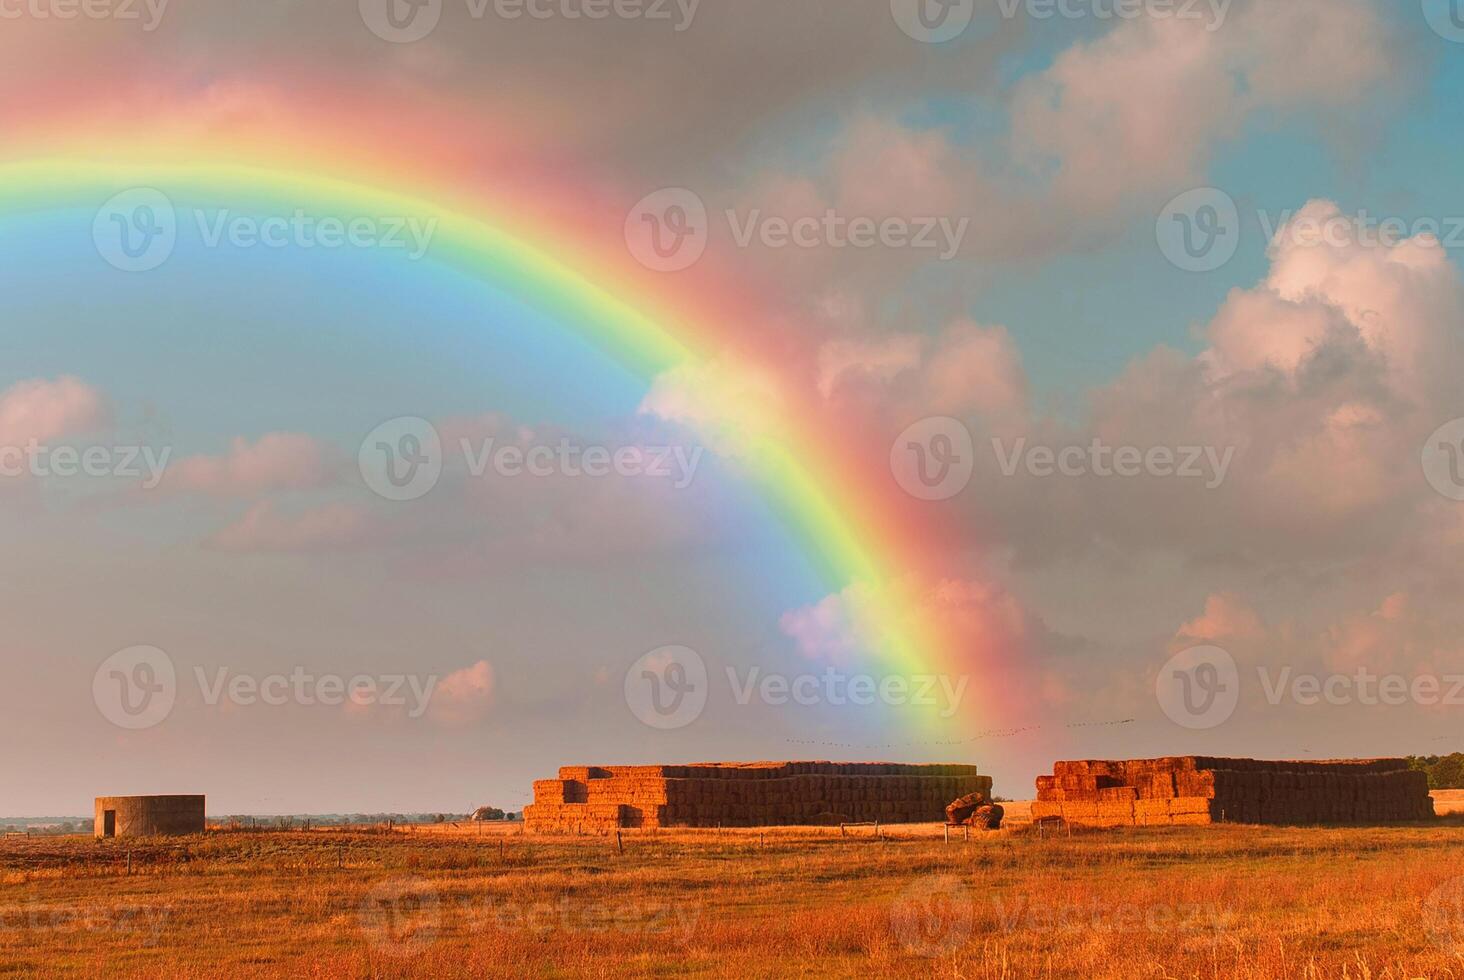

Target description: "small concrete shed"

left=94, top=795, right=205, bottom=838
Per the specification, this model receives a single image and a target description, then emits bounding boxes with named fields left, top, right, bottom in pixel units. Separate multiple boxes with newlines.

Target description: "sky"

left=3, top=0, right=1464, bottom=816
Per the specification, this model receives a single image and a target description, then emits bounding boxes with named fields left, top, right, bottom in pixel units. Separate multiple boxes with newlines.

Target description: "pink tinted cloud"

left=0, top=376, right=108, bottom=446
left=781, top=577, right=1038, bottom=675
left=1011, top=0, right=1400, bottom=213
left=165, top=433, right=337, bottom=496
left=426, top=660, right=496, bottom=727
left=1176, top=594, right=1266, bottom=644
left=205, top=500, right=374, bottom=553
left=817, top=319, right=1029, bottom=424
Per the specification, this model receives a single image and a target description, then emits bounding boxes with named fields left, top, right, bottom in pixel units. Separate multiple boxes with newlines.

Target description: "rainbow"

left=0, top=136, right=994, bottom=731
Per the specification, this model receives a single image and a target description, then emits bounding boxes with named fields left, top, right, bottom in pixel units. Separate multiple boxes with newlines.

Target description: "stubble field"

left=5, top=815, right=1464, bottom=978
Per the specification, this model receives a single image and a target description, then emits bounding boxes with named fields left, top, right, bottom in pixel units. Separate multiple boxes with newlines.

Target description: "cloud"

left=0, top=376, right=107, bottom=446
left=639, top=358, right=786, bottom=458
left=778, top=588, right=872, bottom=667
left=385, top=413, right=739, bottom=572
left=917, top=198, right=1464, bottom=571
left=426, top=660, right=495, bottom=727
left=0, top=2, right=1024, bottom=178
left=205, top=499, right=374, bottom=553
left=1011, top=0, right=1404, bottom=214
left=780, top=576, right=1041, bottom=679
left=1176, top=593, right=1265, bottom=643
left=820, top=319, right=1029, bottom=423
left=1172, top=590, right=1461, bottom=695
left=164, top=433, right=338, bottom=497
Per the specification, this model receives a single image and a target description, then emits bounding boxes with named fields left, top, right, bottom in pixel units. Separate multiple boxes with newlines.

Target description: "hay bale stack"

left=523, top=761, right=992, bottom=833
left=1031, top=758, right=1433, bottom=827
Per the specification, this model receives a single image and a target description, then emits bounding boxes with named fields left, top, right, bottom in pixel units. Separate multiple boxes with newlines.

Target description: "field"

left=5, top=815, right=1464, bottom=978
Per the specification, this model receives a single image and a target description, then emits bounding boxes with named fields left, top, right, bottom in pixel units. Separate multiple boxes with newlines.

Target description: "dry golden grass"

left=5, top=818, right=1464, bottom=978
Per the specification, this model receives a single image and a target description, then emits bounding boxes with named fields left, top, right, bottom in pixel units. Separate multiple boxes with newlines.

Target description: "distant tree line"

left=1408, top=754, right=1464, bottom=789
